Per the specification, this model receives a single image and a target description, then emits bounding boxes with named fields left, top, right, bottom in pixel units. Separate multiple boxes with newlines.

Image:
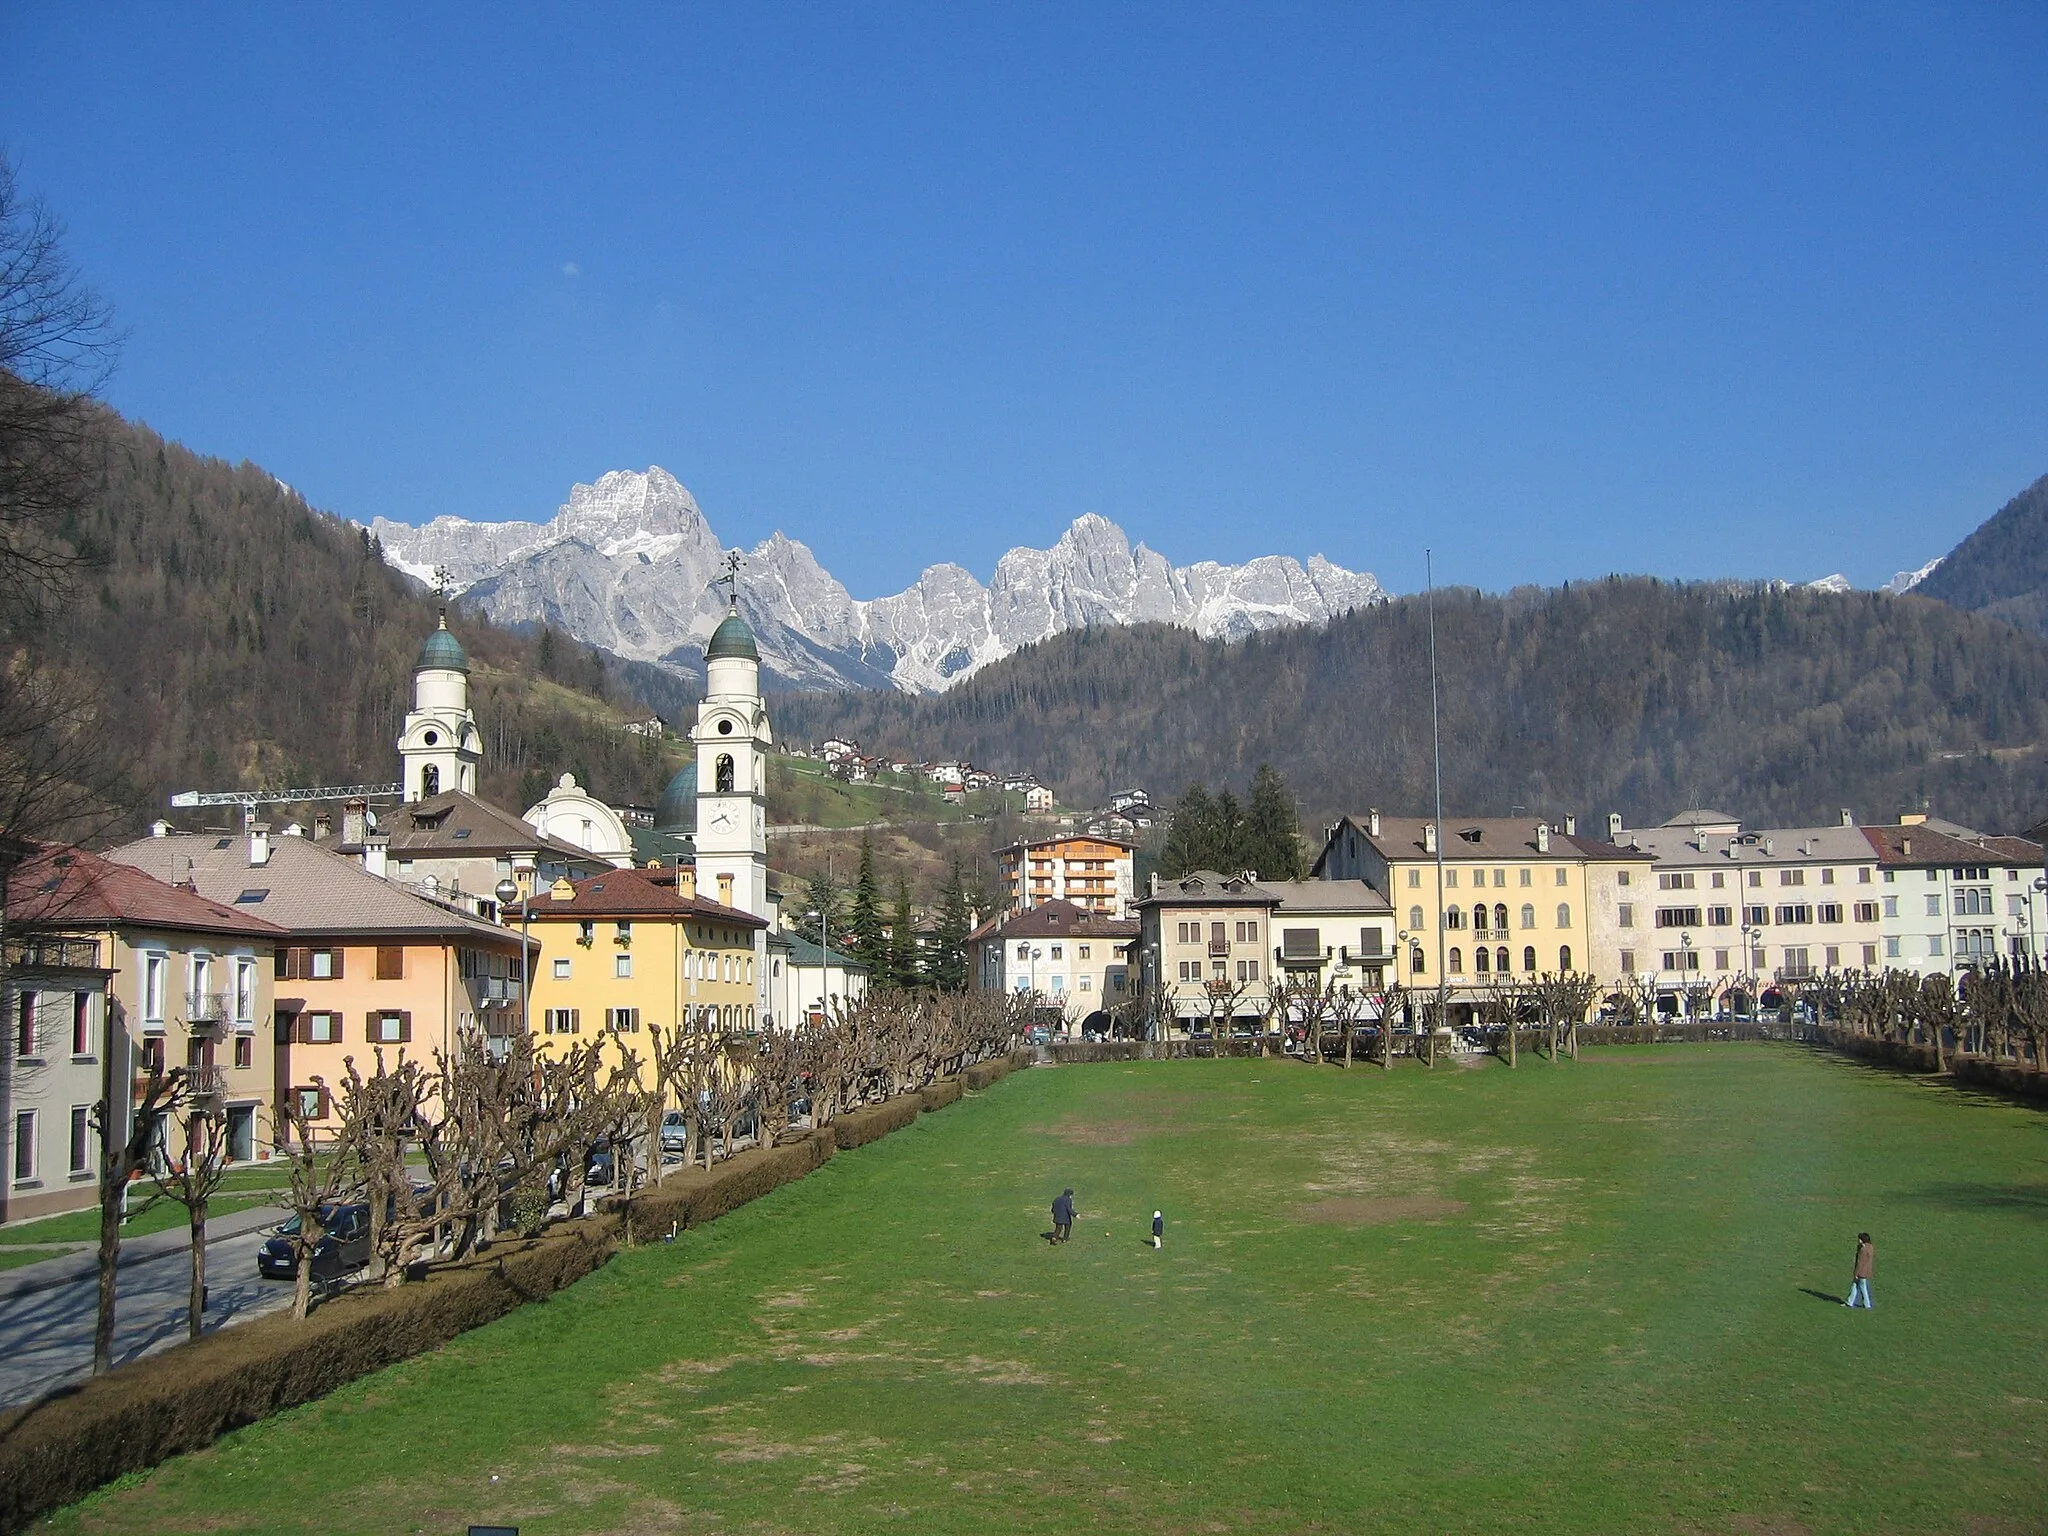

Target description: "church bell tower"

left=398, top=614, right=482, bottom=802
left=690, top=584, right=772, bottom=922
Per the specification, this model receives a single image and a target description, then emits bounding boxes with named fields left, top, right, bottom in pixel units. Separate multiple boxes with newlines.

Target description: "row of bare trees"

left=243, top=989, right=1031, bottom=1320
left=1805, top=958, right=2048, bottom=1073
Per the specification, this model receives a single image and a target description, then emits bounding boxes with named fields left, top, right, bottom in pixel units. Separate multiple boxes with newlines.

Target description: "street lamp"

left=808, top=909, right=831, bottom=1021
left=1679, top=932, right=1692, bottom=1021
left=494, top=876, right=531, bottom=1051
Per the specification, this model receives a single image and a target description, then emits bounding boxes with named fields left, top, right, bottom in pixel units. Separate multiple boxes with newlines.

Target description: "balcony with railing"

left=185, top=991, right=231, bottom=1029
left=1207, top=938, right=1230, bottom=958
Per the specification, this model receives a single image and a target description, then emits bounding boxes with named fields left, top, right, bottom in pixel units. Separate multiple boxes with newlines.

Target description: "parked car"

left=659, top=1110, right=688, bottom=1156
left=256, top=1202, right=371, bottom=1283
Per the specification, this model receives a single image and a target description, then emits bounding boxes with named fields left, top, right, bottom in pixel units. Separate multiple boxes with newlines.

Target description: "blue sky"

left=4, top=5, right=2045, bottom=597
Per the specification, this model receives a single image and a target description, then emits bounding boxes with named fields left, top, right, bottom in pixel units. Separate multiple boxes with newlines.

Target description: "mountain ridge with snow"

left=369, top=468, right=1389, bottom=693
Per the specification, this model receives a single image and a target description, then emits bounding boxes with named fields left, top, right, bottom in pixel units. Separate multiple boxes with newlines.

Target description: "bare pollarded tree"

left=150, top=1104, right=232, bottom=1341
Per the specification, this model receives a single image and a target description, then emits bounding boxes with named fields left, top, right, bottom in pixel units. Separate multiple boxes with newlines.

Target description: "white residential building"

left=1860, top=816, right=2047, bottom=974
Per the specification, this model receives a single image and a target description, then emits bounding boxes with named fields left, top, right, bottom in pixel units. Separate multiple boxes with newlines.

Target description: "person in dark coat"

left=1845, top=1232, right=1874, bottom=1308
left=1051, top=1188, right=1075, bottom=1243
left=1152, top=1209, right=1164, bottom=1249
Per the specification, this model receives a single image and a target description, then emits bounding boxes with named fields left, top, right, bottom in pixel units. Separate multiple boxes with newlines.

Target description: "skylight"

left=235, top=889, right=270, bottom=904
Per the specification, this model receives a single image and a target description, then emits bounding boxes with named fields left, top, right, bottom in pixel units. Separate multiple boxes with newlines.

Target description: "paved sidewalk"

left=0, top=1204, right=286, bottom=1299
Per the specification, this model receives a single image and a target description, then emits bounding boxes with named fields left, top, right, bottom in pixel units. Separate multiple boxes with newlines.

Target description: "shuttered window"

left=1280, top=928, right=1320, bottom=959
left=375, top=946, right=404, bottom=981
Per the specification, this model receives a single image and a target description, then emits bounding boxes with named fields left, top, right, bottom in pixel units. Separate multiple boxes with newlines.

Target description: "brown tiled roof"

left=108, top=834, right=523, bottom=945
left=518, top=866, right=767, bottom=927
left=322, top=790, right=600, bottom=865
left=1342, top=815, right=1630, bottom=862
left=1134, top=870, right=1277, bottom=909
left=1253, top=879, right=1392, bottom=914
left=8, top=845, right=289, bottom=939
left=979, top=899, right=1139, bottom=942
left=1862, top=825, right=2040, bottom=867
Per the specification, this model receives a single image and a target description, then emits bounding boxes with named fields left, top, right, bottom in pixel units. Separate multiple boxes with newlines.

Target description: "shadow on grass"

left=1904, top=1181, right=2048, bottom=1218
left=1799, top=1287, right=1846, bottom=1305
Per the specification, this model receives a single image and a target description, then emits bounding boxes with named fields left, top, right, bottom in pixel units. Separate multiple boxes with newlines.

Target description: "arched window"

left=715, top=754, right=735, bottom=793
left=1556, top=903, right=1572, bottom=928
left=1409, top=906, right=1424, bottom=931
left=1523, top=945, right=1538, bottom=973
left=1410, top=944, right=1426, bottom=975
left=1559, top=945, right=1573, bottom=972
left=1520, top=903, right=1535, bottom=930
left=1448, top=946, right=1463, bottom=974
left=421, top=764, right=439, bottom=797
left=1496, top=947, right=1510, bottom=974
left=1445, top=906, right=1463, bottom=930
left=1474, top=947, right=1490, bottom=973
left=1472, top=903, right=1488, bottom=933
left=1494, top=903, right=1509, bottom=933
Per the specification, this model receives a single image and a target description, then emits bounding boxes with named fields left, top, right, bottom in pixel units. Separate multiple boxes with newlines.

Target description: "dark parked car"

left=257, top=1202, right=371, bottom=1283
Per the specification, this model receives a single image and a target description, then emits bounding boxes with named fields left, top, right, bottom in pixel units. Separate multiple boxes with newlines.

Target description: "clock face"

left=709, top=808, right=735, bottom=830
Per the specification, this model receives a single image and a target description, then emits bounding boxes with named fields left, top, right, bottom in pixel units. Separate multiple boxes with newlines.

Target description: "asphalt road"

left=0, top=1222, right=296, bottom=1409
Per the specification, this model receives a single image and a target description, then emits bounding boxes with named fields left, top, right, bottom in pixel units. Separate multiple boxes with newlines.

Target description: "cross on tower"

left=719, top=550, right=743, bottom=607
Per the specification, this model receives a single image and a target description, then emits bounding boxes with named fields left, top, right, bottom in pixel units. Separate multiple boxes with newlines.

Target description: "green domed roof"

left=417, top=617, right=469, bottom=672
left=655, top=762, right=697, bottom=833
left=705, top=607, right=759, bottom=663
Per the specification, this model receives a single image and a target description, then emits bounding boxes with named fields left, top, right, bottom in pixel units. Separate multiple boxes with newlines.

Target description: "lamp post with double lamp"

left=494, top=877, right=532, bottom=1052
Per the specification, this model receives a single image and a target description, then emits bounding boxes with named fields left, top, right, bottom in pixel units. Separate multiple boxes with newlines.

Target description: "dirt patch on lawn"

left=1293, top=1196, right=1467, bottom=1226
left=1037, top=1118, right=1149, bottom=1146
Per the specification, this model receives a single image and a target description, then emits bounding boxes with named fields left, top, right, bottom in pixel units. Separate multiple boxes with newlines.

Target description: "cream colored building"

left=1310, top=811, right=1654, bottom=1008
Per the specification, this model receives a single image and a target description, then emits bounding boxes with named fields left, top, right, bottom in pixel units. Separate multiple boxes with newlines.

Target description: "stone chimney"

left=1564, top=814, right=1577, bottom=836
left=1150, top=871, right=1160, bottom=896
left=1423, top=823, right=1438, bottom=855
left=1367, top=807, right=1381, bottom=838
left=1901, top=837, right=1912, bottom=858
left=1840, top=808, right=1855, bottom=827
left=1607, top=812, right=1623, bottom=843
left=313, top=811, right=332, bottom=841
left=248, top=822, right=272, bottom=867
left=342, top=799, right=368, bottom=847
left=149, top=819, right=172, bottom=838
left=679, top=864, right=696, bottom=899
left=362, top=834, right=389, bottom=879
left=1536, top=824, right=1551, bottom=854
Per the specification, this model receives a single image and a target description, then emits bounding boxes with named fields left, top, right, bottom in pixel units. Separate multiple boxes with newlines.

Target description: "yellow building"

left=518, top=866, right=768, bottom=1071
left=1310, top=810, right=1654, bottom=1000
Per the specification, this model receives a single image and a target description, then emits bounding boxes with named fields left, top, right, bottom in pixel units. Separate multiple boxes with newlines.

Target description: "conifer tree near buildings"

left=848, top=834, right=887, bottom=977
left=1162, top=765, right=1304, bottom=879
left=927, top=858, right=972, bottom=992
left=887, top=877, right=917, bottom=989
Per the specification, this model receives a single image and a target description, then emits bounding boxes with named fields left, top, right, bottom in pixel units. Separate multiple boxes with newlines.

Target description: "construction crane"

left=168, top=783, right=402, bottom=826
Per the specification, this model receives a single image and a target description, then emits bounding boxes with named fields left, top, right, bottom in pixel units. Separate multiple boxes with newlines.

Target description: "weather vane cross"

left=720, top=550, right=742, bottom=605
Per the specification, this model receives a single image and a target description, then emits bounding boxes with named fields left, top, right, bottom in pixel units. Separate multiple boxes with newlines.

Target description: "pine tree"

left=929, top=858, right=972, bottom=992
left=888, top=877, right=918, bottom=989
left=848, top=834, right=886, bottom=976
left=803, top=867, right=845, bottom=958
left=1245, top=763, right=1305, bottom=879
left=1162, top=782, right=1217, bottom=877
left=1211, top=789, right=1249, bottom=874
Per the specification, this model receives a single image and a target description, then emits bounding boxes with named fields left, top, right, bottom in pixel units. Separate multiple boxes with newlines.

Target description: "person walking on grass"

left=1845, top=1232, right=1874, bottom=1308
left=1051, top=1188, right=1075, bottom=1243
left=1152, top=1210, right=1164, bottom=1249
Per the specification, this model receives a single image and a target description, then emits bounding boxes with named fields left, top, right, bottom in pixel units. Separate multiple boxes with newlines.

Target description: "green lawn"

left=55, top=1047, right=2048, bottom=1534
left=0, top=1191, right=279, bottom=1247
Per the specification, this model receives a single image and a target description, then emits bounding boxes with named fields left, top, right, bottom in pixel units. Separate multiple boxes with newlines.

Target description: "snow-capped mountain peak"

left=368, top=469, right=1388, bottom=693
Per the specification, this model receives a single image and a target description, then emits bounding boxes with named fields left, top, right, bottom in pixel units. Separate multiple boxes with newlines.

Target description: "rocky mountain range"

left=369, top=468, right=1389, bottom=693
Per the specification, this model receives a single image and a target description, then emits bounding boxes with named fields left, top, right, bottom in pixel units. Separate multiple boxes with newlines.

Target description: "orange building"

left=995, top=836, right=1136, bottom=918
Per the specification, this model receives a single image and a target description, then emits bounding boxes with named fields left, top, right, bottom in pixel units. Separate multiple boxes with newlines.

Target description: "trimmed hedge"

left=1813, top=1027, right=2048, bottom=1106
left=920, top=1076, right=963, bottom=1112
left=834, top=1093, right=922, bottom=1149
left=617, top=1128, right=836, bottom=1244
left=2, top=1064, right=1035, bottom=1531
left=0, top=1216, right=616, bottom=1533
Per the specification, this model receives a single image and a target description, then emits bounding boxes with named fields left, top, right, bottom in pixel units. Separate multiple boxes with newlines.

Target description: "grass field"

left=52, top=1046, right=2048, bottom=1534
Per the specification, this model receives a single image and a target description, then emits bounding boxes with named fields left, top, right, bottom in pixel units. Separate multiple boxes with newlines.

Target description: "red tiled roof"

left=1862, top=825, right=2041, bottom=866
left=517, top=865, right=767, bottom=927
left=7, top=845, right=290, bottom=939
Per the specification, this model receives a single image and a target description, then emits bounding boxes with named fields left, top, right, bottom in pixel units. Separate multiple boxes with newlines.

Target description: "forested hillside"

left=1915, top=471, right=2048, bottom=640
left=778, top=579, right=2048, bottom=835
left=64, top=411, right=683, bottom=831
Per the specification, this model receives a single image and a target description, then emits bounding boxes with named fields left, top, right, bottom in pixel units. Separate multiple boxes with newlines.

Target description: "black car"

left=256, top=1202, right=371, bottom=1283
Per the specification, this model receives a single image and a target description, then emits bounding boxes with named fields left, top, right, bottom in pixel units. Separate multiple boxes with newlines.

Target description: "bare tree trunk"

left=293, top=1248, right=314, bottom=1320
left=93, top=1183, right=120, bottom=1374
left=186, top=1198, right=207, bottom=1340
